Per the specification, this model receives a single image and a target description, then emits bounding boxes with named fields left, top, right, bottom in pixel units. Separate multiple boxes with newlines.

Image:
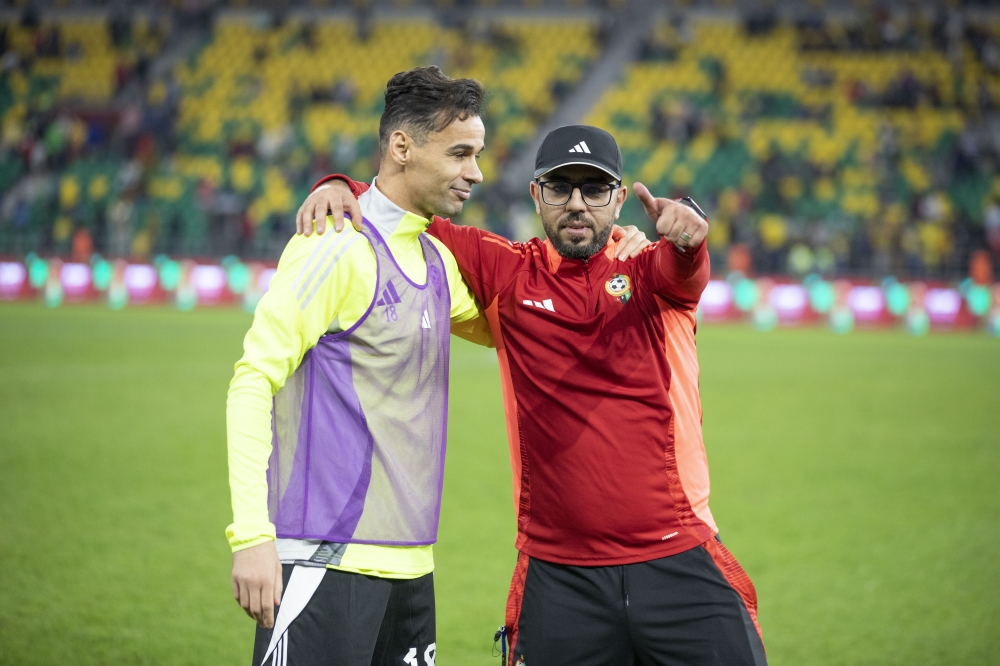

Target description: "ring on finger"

left=679, top=232, right=692, bottom=243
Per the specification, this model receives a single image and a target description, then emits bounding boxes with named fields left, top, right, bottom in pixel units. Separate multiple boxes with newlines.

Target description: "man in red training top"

left=299, top=125, right=766, bottom=666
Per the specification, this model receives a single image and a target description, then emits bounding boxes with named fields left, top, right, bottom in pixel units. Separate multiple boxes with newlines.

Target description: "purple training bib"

left=268, top=220, right=451, bottom=546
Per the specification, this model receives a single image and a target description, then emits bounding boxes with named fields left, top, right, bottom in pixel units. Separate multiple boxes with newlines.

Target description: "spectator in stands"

left=108, top=197, right=134, bottom=259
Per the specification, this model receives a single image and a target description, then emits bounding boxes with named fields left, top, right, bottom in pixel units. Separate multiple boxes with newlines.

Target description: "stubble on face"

left=543, top=210, right=614, bottom=260
left=537, top=165, right=618, bottom=259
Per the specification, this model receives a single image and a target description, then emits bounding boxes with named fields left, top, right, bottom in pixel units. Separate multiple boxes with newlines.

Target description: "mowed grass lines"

left=0, top=303, right=997, bottom=665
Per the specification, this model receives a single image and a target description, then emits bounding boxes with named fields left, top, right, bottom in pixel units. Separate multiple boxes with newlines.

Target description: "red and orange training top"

left=322, top=175, right=718, bottom=567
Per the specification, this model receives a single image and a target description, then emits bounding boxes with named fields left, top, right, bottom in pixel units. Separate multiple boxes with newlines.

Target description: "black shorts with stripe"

left=504, top=537, right=766, bottom=666
left=252, top=565, right=436, bottom=666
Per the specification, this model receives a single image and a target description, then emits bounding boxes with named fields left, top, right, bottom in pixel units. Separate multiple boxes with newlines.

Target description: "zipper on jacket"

left=583, top=257, right=593, bottom=315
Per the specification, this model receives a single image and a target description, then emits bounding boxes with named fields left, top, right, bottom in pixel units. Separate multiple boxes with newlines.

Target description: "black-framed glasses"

left=536, top=180, right=619, bottom=207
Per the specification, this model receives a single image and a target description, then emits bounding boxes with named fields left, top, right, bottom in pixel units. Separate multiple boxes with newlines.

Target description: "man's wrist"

left=675, top=196, right=708, bottom=222
left=311, top=173, right=364, bottom=197
left=227, top=520, right=277, bottom=552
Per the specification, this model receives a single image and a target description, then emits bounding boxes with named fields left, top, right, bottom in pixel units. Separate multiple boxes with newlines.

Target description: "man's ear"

left=529, top=181, right=542, bottom=216
left=614, top=185, right=627, bottom=220
left=387, top=130, right=411, bottom=166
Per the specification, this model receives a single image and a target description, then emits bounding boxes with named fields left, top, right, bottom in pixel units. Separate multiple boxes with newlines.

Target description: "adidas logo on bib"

left=376, top=280, right=402, bottom=306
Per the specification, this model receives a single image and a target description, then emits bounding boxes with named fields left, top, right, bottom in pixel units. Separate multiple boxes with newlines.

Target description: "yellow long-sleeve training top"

left=226, top=181, right=487, bottom=579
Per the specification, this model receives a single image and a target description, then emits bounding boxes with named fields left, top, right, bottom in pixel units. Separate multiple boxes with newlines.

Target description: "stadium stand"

left=0, top=7, right=599, bottom=259
left=588, top=9, right=1000, bottom=277
left=0, top=3, right=998, bottom=282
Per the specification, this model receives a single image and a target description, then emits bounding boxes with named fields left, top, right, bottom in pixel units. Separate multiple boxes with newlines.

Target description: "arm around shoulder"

left=427, top=216, right=528, bottom=308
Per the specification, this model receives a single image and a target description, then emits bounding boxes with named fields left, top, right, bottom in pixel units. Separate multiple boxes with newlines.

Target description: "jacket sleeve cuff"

left=665, top=237, right=707, bottom=262
left=311, top=174, right=367, bottom=198
left=226, top=522, right=277, bottom=553
left=654, top=237, right=708, bottom=288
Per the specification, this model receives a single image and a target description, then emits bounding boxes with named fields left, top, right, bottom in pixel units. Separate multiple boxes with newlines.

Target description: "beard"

left=544, top=212, right=614, bottom=260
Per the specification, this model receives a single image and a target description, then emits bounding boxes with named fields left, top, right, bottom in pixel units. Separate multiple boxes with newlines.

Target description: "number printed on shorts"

left=403, top=644, right=436, bottom=666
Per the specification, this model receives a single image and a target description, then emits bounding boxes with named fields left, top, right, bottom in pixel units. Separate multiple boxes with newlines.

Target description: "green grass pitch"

left=1, top=302, right=998, bottom=665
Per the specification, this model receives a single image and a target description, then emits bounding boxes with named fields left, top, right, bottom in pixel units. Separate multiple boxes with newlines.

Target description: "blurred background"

left=1, top=0, right=1000, bottom=330
left=0, top=1, right=998, bottom=665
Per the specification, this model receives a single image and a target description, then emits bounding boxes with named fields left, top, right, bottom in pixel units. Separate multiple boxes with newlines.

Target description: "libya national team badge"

left=605, top=273, right=631, bottom=304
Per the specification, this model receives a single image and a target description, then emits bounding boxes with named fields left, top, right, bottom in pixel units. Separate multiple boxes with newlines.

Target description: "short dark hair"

left=378, top=66, right=485, bottom=157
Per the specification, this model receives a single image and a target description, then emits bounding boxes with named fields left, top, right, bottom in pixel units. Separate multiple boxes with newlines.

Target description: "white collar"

left=357, top=177, right=428, bottom=239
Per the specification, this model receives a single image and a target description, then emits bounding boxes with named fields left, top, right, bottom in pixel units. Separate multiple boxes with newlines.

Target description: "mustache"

left=558, top=212, right=594, bottom=228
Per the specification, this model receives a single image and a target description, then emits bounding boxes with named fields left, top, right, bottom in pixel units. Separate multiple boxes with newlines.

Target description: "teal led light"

left=733, top=279, right=759, bottom=312
left=28, top=257, right=48, bottom=289
left=885, top=282, right=910, bottom=317
left=966, top=285, right=991, bottom=317
left=92, top=259, right=112, bottom=290
left=906, top=309, right=929, bottom=336
left=830, top=307, right=854, bottom=334
left=227, top=262, right=250, bottom=295
left=808, top=279, right=835, bottom=313
left=159, top=260, right=181, bottom=291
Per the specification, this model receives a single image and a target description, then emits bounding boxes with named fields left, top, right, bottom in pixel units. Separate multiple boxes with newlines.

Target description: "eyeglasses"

left=536, top=180, right=619, bottom=207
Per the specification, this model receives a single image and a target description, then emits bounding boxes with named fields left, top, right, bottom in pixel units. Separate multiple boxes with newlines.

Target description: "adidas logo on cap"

left=534, top=125, right=623, bottom=181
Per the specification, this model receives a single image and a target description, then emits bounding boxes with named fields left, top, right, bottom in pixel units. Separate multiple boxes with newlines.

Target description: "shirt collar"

left=357, top=177, right=430, bottom=241
left=542, top=235, right=618, bottom=274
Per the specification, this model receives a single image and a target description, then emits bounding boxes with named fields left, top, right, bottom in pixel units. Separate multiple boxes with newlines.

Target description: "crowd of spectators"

left=618, top=9, right=1000, bottom=280
left=2, top=5, right=1000, bottom=283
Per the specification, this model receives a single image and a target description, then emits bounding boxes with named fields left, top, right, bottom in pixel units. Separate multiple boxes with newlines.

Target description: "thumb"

left=610, top=223, right=625, bottom=240
left=632, top=182, right=660, bottom=218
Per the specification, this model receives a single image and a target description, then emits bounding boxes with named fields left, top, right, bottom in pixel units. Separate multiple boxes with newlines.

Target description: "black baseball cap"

left=533, top=125, right=623, bottom=182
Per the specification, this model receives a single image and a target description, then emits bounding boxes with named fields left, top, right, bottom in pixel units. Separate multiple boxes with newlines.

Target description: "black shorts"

left=505, top=538, right=766, bottom=666
left=252, top=564, right=435, bottom=666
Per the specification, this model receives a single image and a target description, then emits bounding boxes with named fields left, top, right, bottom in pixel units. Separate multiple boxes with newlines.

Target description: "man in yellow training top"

left=227, top=67, right=490, bottom=666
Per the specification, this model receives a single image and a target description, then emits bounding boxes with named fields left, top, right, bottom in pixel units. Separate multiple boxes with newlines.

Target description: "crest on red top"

left=605, top=273, right=631, bottom=303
